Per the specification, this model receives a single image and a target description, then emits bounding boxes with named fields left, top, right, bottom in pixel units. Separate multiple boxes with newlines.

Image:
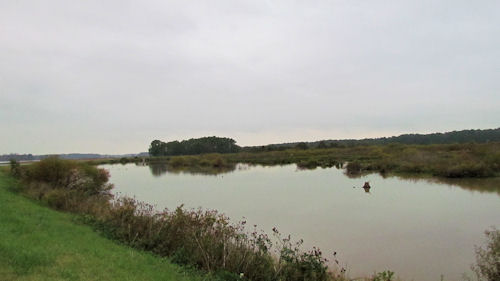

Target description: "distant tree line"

left=0, top=154, right=36, bottom=161
left=329, top=128, right=500, bottom=146
left=348, top=128, right=500, bottom=145
left=0, top=153, right=149, bottom=162
left=241, top=128, right=500, bottom=152
left=149, top=136, right=241, bottom=156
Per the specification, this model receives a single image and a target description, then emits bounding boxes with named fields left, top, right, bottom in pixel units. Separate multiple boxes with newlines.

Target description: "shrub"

left=84, top=197, right=337, bottom=281
left=471, top=228, right=500, bottom=281
left=44, top=189, right=68, bottom=210
left=23, top=157, right=112, bottom=196
left=9, top=159, right=21, bottom=178
left=25, top=156, right=79, bottom=186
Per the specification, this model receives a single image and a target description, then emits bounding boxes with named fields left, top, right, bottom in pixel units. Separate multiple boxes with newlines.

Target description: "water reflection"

left=142, top=161, right=500, bottom=196
left=388, top=174, right=500, bottom=196
left=296, top=161, right=344, bottom=170
left=146, top=162, right=237, bottom=176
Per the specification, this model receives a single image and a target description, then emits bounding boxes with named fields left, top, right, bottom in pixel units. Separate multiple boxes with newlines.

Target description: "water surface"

left=101, top=163, right=500, bottom=281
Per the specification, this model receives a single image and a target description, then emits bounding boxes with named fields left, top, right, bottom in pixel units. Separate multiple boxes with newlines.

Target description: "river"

left=100, top=163, right=500, bottom=281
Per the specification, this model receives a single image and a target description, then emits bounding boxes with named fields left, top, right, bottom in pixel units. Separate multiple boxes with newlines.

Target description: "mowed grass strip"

left=0, top=172, right=203, bottom=281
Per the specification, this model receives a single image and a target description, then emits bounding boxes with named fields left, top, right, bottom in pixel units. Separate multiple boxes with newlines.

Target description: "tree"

left=166, top=141, right=184, bottom=155
left=149, top=140, right=167, bottom=156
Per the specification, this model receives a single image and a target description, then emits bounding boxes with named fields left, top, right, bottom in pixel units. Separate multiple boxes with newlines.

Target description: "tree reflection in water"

left=143, top=161, right=500, bottom=196
left=145, top=162, right=237, bottom=177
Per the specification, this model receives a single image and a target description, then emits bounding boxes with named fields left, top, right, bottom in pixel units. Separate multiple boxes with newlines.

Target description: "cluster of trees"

left=149, top=136, right=240, bottom=156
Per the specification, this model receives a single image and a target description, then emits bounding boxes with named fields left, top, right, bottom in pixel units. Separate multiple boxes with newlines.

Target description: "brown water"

left=100, top=163, right=500, bottom=281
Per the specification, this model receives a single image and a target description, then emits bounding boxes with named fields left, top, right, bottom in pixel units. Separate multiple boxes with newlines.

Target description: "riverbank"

left=4, top=158, right=349, bottom=281
left=0, top=171, right=206, bottom=281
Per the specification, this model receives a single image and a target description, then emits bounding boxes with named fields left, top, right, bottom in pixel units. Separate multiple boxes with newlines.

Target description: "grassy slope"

left=0, top=172, right=203, bottom=281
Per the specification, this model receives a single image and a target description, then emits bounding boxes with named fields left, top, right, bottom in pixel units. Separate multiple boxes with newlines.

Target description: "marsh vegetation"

left=226, top=142, right=500, bottom=178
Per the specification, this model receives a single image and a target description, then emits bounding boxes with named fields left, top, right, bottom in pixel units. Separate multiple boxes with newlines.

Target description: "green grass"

left=0, top=172, right=205, bottom=281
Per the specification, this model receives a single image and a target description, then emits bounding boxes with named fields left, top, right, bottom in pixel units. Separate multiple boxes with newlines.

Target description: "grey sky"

left=1, top=0, right=499, bottom=154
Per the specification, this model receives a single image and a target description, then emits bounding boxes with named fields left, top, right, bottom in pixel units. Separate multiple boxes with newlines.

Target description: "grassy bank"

left=0, top=171, right=208, bottom=281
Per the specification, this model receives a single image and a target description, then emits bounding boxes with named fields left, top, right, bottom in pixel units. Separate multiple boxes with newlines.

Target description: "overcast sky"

left=1, top=0, right=499, bottom=154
